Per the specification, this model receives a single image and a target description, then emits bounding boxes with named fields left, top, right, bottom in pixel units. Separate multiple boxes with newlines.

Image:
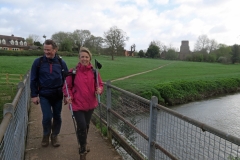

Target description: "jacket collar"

left=77, top=63, right=93, bottom=71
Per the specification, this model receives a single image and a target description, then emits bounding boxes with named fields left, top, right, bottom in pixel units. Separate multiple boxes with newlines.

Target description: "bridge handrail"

left=93, top=81, right=240, bottom=160
left=0, top=71, right=30, bottom=160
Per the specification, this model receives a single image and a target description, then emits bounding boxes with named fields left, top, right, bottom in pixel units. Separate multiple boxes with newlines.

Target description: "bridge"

left=1, top=72, right=240, bottom=160
left=25, top=100, right=121, bottom=160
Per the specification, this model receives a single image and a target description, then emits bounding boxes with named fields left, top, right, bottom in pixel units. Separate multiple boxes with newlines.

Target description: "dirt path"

left=25, top=102, right=122, bottom=160
left=111, top=63, right=172, bottom=82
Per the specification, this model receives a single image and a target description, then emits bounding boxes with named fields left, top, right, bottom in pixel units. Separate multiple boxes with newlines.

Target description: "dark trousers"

left=73, top=109, right=94, bottom=146
left=39, top=96, right=63, bottom=136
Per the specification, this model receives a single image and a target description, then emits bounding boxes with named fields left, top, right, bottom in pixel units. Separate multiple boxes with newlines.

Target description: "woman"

left=63, top=47, right=103, bottom=159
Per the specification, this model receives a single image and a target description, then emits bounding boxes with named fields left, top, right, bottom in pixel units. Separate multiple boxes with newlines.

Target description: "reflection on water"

left=170, top=93, right=240, bottom=137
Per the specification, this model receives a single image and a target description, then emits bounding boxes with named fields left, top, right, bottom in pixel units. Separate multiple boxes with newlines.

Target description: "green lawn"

left=0, top=55, right=171, bottom=81
left=112, top=60, right=240, bottom=93
left=1, top=55, right=240, bottom=93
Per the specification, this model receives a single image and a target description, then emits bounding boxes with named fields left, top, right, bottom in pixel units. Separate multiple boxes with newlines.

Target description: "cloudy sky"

left=0, top=0, right=239, bottom=51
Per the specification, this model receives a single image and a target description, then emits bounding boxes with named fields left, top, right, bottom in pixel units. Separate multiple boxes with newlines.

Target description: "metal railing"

left=0, top=71, right=30, bottom=160
left=93, top=81, right=240, bottom=160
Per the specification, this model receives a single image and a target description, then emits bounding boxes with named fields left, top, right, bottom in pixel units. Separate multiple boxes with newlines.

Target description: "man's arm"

left=30, top=59, right=40, bottom=104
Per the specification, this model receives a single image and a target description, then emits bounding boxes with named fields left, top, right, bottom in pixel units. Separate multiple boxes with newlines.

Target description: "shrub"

left=153, top=78, right=240, bottom=106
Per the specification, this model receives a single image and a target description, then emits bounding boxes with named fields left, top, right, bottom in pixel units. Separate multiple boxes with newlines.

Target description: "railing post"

left=148, top=96, right=158, bottom=160
left=106, top=80, right=112, bottom=141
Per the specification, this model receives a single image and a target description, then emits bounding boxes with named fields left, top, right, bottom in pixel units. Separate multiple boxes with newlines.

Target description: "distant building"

left=179, top=40, right=191, bottom=60
left=125, top=50, right=134, bottom=56
left=125, top=44, right=135, bottom=57
left=0, top=34, right=28, bottom=51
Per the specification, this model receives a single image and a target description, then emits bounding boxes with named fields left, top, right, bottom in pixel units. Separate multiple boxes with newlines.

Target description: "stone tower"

left=179, top=40, right=190, bottom=60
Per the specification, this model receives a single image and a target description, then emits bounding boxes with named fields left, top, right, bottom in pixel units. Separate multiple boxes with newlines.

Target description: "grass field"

left=1, top=55, right=240, bottom=111
left=113, top=60, right=240, bottom=93
left=0, top=55, right=171, bottom=80
left=1, top=55, right=240, bottom=92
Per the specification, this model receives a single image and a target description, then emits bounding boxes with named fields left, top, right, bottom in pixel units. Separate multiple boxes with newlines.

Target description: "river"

left=170, top=93, right=240, bottom=137
left=114, top=93, right=240, bottom=159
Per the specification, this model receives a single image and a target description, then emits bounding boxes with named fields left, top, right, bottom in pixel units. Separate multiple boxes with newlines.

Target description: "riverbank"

left=139, top=77, right=240, bottom=106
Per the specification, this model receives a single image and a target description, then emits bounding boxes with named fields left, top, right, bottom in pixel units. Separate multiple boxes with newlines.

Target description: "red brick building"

left=0, top=34, right=28, bottom=51
left=124, top=50, right=135, bottom=56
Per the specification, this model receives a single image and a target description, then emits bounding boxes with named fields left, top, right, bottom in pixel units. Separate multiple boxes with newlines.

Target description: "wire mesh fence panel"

left=98, top=83, right=240, bottom=160
left=155, top=105, right=240, bottom=160
left=0, top=73, right=30, bottom=160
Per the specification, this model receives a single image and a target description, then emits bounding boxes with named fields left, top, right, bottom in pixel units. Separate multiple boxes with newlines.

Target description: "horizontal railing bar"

left=155, top=104, right=240, bottom=146
left=104, top=82, right=151, bottom=104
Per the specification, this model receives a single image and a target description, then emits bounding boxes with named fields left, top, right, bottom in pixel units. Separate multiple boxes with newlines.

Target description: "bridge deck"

left=24, top=102, right=122, bottom=160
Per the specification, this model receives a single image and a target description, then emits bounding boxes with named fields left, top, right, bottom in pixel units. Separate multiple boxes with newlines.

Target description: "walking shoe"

left=79, top=145, right=87, bottom=160
left=41, top=134, right=50, bottom=147
left=51, top=135, right=60, bottom=147
left=79, top=144, right=87, bottom=154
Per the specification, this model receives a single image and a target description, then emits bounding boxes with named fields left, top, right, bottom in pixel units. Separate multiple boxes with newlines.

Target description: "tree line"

left=26, top=26, right=128, bottom=60
left=26, top=28, right=240, bottom=63
left=138, top=34, right=240, bottom=64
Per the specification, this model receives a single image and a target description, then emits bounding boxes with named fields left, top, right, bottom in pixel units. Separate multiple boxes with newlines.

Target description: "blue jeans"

left=39, top=96, right=62, bottom=136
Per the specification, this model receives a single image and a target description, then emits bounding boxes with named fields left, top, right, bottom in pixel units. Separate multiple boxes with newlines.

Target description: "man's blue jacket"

left=30, top=54, right=68, bottom=98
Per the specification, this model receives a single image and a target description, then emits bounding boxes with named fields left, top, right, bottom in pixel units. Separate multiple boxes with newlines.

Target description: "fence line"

left=0, top=73, right=23, bottom=85
left=0, top=71, right=30, bottom=160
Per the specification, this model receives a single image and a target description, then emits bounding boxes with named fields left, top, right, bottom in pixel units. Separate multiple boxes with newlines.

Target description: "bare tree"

left=26, top=34, right=40, bottom=45
left=26, top=37, right=33, bottom=46
left=194, top=34, right=210, bottom=52
left=104, top=26, right=129, bottom=60
left=208, top=39, right=218, bottom=53
left=72, top=29, right=91, bottom=49
left=30, top=34, right=40, bottom=42
left=91, top=36, right=104, bottom=53
left=167, top=43, right=178, bottom=52
left=84, top=35, right=104, bottom=53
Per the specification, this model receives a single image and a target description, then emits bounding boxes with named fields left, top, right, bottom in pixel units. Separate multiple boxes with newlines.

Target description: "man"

left=30, top=39, right=68, bottom=147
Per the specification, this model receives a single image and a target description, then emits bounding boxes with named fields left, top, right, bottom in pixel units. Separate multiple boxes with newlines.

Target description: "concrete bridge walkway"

left=24, top=102, right=122, bottom=160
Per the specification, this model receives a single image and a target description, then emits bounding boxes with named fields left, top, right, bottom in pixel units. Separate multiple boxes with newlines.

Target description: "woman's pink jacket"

left=62, top=63, right=103, bottom=111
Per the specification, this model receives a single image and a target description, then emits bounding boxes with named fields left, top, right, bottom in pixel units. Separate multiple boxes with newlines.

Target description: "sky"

left=0, top=0, right=240, bottom=52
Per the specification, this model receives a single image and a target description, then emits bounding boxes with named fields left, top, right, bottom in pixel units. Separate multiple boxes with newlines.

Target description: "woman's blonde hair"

left=79, top=47, right=92, bottom=60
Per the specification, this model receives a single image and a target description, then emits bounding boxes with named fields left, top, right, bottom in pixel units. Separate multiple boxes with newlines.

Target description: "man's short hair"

left=44, top=39, right=58, bottom=49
